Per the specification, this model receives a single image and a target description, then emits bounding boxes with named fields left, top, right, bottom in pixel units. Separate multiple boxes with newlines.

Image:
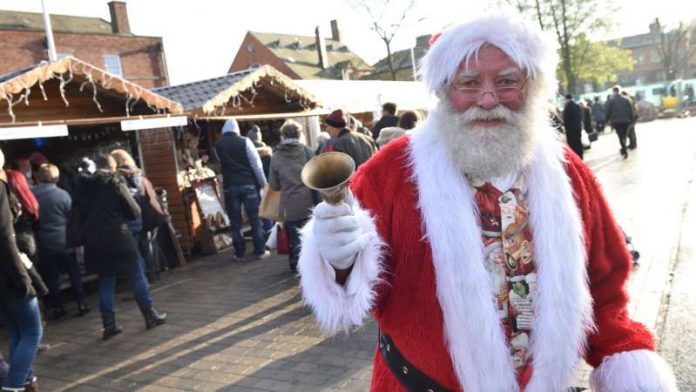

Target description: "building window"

left=651, top=51, right=660, bottom=64
left=103, top=54, right=123, bottom=76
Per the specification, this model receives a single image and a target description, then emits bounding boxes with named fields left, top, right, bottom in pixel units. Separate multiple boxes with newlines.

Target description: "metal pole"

left=410, top=46, right=417, bottom=81
left=41, top=0, right=57, bottom=61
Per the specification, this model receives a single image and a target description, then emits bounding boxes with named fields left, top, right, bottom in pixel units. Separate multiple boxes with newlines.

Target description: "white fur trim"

left=420, top=12, right=557, bottom=96
left=298, top=204, right=385, bottom=335
left=408, top=120, right=592, bottom=391
left=409, top=122, right=519, bottom=392
left=523, top=133, right=594, bottom=392
left=590, top=350, right=679, bottom=392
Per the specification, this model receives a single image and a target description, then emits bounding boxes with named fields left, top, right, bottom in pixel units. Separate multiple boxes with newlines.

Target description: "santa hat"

left=420, top=12, right=557, bottom=96
left=324, top=109, right=347, bottom=128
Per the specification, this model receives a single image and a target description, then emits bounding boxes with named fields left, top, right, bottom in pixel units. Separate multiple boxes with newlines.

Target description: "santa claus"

left=297, top=12, right=677, bottom=392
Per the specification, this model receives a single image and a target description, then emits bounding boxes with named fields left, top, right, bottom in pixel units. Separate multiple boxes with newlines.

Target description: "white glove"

left=312, top=202, right=372, bottom=270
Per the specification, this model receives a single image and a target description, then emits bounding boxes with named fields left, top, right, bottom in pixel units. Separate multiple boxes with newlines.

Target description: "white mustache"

left=460, top=106, right=516, bottom=123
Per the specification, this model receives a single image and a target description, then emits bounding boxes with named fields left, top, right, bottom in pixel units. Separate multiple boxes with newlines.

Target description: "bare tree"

left=656, top=19, right=696, bottom=81
left=345, top=0, right=416, bottom=80
left=510, top=0, right=619, bottom=94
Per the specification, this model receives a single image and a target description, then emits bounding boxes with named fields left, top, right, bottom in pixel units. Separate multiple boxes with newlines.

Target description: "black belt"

left=379, top=331, right=452, bottom=392
left=378, top=331, right=587, bottom=392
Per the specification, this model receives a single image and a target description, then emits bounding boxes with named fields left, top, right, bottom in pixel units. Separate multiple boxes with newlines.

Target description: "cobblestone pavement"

left=4, top=118, right=695, bottom=391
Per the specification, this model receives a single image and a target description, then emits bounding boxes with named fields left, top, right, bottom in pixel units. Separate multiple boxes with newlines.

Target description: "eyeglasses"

left=451, top=77, right=527, bottom=102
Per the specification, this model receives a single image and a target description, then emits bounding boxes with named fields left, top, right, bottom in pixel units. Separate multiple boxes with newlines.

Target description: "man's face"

left=448, top=45, right=526, bottom=121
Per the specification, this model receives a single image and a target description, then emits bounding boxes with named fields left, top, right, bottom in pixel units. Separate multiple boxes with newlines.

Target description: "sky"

left=0, top=0, right=692, bottom=85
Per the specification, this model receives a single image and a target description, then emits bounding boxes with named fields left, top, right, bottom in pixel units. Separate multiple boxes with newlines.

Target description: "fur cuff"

left=298, top=205, right=385, bottom=335
left=590, top=350, right=678, bottom=392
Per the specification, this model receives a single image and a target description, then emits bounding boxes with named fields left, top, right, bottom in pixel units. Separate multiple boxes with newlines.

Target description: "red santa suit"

left=299, top=125, right=678, bottom=391
left=298, top=14, right=677, bottom=392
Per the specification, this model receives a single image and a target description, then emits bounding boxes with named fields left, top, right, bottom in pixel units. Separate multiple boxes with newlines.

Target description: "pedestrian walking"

left=371, top=102, right=399, bottom=140
left=606, top=86, right=637, bottom=159
left=110, top=149, right=168, bottom=281
left=324, top=110, right=376, bottom=168
left=621, top=90, right=638, bottom=150
left=591, top=96, right=606, bottom=133
left=214, top=119, right=269, bottom=262
left=0, top=148, right=42, bottom=392
left=563, top=94, right=584, bottom=159
left=33, top=163, right=89, bottom=319
left=75, top=155, right=166, bottom=340
left=268, top=120, right=317, bottom=271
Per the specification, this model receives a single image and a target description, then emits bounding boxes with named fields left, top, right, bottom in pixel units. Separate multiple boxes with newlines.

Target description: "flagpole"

left=41, top=0, right=57, bottom=61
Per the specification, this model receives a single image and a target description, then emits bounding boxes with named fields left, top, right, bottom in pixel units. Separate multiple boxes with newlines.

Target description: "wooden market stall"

left=0, top=56, right=186, bottom=268
left=152, top=65, right=322, bottom=253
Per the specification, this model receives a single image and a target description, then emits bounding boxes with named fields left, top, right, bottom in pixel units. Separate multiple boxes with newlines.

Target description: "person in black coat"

left=0, top=149, right=43, bottom=392
left=75, top=155, right=166, bottom=340
left=371, top=102, right=399, bottom=140
left=324, top=110, right=376, bottom=168
left=563, top=94, right=584, bottom=159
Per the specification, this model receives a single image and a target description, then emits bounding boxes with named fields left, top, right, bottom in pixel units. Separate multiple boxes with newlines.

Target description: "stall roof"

left=0, top=56, right=182, bottom=126
left=154, top=65, right=320, bottom=117
left=294, top=79, right=434, bottom=114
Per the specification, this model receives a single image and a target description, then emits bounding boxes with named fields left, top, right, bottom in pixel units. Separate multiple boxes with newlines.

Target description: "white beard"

left=432, top=98, right=541, bottom=180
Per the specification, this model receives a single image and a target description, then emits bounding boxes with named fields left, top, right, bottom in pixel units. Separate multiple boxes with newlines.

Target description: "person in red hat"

left=323, top=109, right=375, bottom=168
left=298, top=12, right=676, bottom=392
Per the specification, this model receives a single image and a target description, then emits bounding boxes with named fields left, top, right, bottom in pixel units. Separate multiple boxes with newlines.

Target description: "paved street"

left=6, top=117, right=696, bottom=391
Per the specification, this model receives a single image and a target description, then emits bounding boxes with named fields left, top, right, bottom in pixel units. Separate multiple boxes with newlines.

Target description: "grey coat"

left=33, top=183, right=71, bottom=254
left=605, top=94, right=636, bottom=125
left=268, top=141, right=315, bottom=222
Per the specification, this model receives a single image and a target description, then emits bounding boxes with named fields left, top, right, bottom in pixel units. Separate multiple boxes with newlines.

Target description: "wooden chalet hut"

left=0, top=56, right=186, bottom=266
left=152, top=65, right=322, bottom=253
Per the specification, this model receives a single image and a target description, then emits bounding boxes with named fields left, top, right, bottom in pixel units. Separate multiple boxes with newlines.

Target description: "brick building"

left=0, top=1, right=168, bottom=88
left=228, top=20, right=373, bottom=80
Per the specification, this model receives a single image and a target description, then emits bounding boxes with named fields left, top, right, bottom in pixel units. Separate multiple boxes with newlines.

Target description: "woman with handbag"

left=0, top=149, right=43, bottom=392
left=268, top=120, right=318, bottom=272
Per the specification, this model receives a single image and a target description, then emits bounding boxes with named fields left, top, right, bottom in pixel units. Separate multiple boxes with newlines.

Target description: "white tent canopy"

left=294, top=80, right=435, bottom=114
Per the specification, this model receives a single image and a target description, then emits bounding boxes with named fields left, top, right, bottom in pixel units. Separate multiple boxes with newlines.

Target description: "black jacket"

left=214, top=133, right=258, bottom=188
left=332, top=129, right=376, bottom=169
left=606, top=94, right=637, bottom=125
left=582, top=106, right=594, bottom=133
left=563, top=101, right=583, bottom=132
left=371, top=115, right=399, bottom=140
left=76, top=171, right=141, bottom=275
left=0, top=180, right=35, bottom=298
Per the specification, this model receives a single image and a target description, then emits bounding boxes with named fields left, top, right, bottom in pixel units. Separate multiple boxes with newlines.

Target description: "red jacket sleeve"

left=565, top=149, right=655, bottom=367
left=348, top=138, right=412, bottom=316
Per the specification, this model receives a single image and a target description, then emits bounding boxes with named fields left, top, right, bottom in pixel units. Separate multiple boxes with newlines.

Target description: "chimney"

left=315, top=26, right=329, bottom=69
left=330, top=19, right=341, bottom=42
left=416, top=34, right=431, bottom=48
left=649, top=18, right=661, bottom=34
left=108, top=1, right=130, bottom=34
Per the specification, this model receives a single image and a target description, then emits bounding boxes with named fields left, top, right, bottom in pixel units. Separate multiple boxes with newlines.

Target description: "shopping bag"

left=259, top=185, right=283, bottom=222
left=266, top=223, right=278, bottom=250
left=277, top=223, right=290, bottom=255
